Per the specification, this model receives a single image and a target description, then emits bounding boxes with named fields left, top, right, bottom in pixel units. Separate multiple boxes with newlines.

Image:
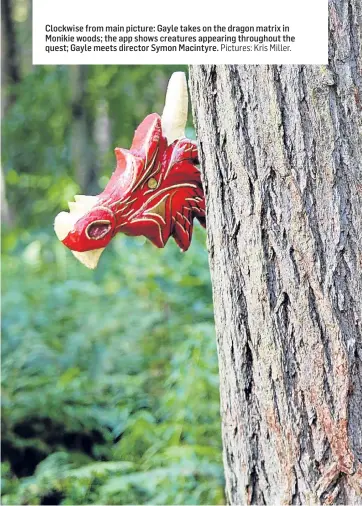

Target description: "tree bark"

left=189, top=0, right=362, bottom=503
left=70, top=66, right=99, bottom=193
left=1, top=0, right=20, bottom=93
left=1, top=0, right=20, bottom=226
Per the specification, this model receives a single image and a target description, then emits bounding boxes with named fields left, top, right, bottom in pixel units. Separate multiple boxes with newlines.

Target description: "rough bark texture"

left=189, top=0, right=362, bottom=503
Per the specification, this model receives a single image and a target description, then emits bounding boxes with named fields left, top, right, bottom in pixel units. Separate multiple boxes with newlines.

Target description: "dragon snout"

left=54, top=196, right=115, bottom=269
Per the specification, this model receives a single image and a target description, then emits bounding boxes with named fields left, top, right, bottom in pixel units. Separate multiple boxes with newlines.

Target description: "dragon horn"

left=161, top=72, right=188, bottom=145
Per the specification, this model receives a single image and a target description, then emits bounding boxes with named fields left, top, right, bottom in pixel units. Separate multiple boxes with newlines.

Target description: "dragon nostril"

left=86, top=221, right=112, bottom=240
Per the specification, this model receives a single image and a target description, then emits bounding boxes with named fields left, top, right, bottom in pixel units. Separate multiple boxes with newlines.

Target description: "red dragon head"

left=54, top=72, right=205, bottom=269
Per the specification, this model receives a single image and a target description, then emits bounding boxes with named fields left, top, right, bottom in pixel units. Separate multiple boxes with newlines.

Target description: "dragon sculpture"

left=54, top=72, right=205, bottom=269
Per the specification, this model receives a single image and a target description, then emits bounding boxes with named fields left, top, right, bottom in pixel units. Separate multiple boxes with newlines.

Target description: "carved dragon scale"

left=54, top=72, right=206, bottom=269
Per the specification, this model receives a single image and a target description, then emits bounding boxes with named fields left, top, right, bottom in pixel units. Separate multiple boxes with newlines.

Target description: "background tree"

left=1, top=0, right=20, bottom=225
left=189, top=0, right=362, bottom=503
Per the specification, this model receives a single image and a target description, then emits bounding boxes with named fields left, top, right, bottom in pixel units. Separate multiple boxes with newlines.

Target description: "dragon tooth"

left=54, top=211, right=78, bottom=241
left=68, top=201, right=89, bottom=216
left=68, top=202, right=80, bottom=213
left=55, top=196, right=98, bottom=243
left=67, top=195, right=98, bottom=219
left=71, top=248, right=105, bottom=269
left=74, top=195, right=98, bottom=206
left=161, top=72, right=188, bottom=145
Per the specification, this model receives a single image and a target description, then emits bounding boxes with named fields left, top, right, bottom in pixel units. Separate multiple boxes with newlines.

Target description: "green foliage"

left=2, top=23, right=223, bottom=501
left=2, top=225, right=224, bottom=504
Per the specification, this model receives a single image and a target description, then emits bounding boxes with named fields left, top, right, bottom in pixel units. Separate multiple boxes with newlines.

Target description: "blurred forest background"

left=1, top=1, right=224, bottom=504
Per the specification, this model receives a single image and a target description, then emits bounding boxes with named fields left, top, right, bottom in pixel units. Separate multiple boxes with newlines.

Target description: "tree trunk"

left=189, top=0, right=362, bottom=503
left=70, top=66, right=99, bottom=193
left=1, top=0, right=20, bottom=226
left=1, top=0, right=20, bottom=93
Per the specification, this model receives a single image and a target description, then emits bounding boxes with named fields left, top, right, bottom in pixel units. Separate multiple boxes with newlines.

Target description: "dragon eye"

left=147, top=177, right=158, bottom=189
left=86, top=220, right=111, bottom=240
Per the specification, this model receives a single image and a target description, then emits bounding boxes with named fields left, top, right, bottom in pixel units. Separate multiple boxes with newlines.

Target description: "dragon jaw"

left=54, top=195, right=105, bottom=269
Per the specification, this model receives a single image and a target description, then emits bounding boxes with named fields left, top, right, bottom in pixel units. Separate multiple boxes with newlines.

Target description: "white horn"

left=71, top=248, right=105, bottom=269
left=161, top=72, right=188, bottom=145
